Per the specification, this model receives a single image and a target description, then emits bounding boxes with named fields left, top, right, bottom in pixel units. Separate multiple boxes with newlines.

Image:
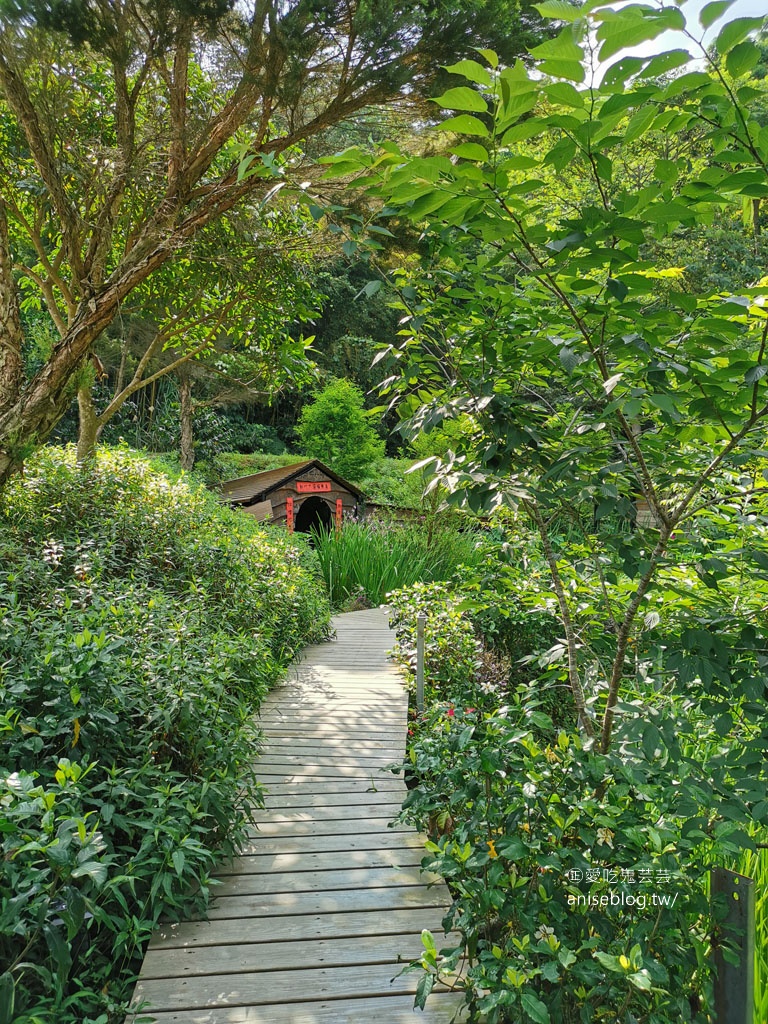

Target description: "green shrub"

left=397, top=703, right=746, bottom=1023
left=387, top=581, right=482, bottom=693
left=0, top=445, right=331, bottom=1022
left=387, top=569, right=573, bottom=728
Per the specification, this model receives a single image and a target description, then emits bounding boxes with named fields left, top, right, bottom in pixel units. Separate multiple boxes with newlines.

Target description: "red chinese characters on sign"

left=335, top=498, right=343, bottom=534
left=286, top=496, right=294, bottom=533
left=296, top=481, right=332, bottom=493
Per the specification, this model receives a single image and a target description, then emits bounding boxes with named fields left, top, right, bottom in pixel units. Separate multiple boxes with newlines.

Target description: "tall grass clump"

left=0, top=445, right=330, bottom=1023
left=313, top=520, right=485, bottom=607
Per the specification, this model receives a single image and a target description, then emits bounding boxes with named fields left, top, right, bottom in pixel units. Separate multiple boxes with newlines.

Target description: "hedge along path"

left=127, top=607, right=465, bottom=1023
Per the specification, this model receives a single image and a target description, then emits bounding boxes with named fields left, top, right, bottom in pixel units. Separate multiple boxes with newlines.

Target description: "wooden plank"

left=254, top=765, right=403, bottom=781
left=139, top=932, right=442, bottom=978
left=254, top=755, right=402, bottom=769
left=216, top=848, right=424, bottom=875
left=238, top=831, right=426, bottom=856
left=261, top=775, right=404, bottom=795
left=261, top=779, right=404, bottom=794
left=205, top=885, right=446, bottom=919
left=246, top=817, right=408, bottom=837
left=261, top=739, right=404, bottom=752
left=130, top=992, right=465, bottom=1023
left=212, top=864, right=438, bottom=898
left=258, top=752, right=403, bottom=767
left=131, top=960, right=450, bottom=1012
left=250, top=805, right=404, bottom=823
left=149, top=909, right=449, bottom=949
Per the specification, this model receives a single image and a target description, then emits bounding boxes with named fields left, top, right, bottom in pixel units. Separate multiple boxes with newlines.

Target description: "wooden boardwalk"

left=127, top=608, right=463, bottom=1023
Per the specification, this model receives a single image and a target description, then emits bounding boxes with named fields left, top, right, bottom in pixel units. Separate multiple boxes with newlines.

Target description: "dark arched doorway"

left=294, top=495, right=333, bottom=534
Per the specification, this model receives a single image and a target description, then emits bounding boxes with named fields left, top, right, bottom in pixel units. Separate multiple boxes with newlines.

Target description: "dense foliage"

left=321, top=7, right=768, bottom=1007
left=389, top=528, right=768, bottom=1022
left=0, top=446, right=330, bottom=1023
left=296, top=378, right=386, bottom=481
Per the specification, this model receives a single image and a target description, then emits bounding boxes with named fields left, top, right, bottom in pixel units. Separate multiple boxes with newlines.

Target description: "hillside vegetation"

left=0, top=446, right=330, bottom=1023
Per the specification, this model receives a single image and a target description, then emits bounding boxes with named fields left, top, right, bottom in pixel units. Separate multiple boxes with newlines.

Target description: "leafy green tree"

left=322, top=7, right=768, bottom=1018
left=0, top=0, right=547, bottom=487
left=331, top=1, right=768, bottom=748
left=296, top=377, right=384, bottom=479
left=73, top=205, right=322, bottom=463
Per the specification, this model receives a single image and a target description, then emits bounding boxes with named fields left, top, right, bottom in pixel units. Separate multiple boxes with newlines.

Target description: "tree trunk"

left=179, top=372, right=194, bottom=470
left=0, top=237, right=171, bottom=490
left=77, top=381, right=99, bottom=464
left=0, top=200, right=24, bottom=415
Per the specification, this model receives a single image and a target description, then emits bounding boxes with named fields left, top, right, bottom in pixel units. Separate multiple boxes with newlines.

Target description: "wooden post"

left=286, top=496, right=294, bottom=534
left=712, top=867, right=755, bottom=1024
left=416, top=612, right=426, bottom=714
left=335, top=498, right=343, bottom=535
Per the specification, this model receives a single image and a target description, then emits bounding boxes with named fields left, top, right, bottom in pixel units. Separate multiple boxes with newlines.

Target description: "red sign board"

left=286, top=496, right=294, bottom=533
left=296, top=481, right=332, bottom=493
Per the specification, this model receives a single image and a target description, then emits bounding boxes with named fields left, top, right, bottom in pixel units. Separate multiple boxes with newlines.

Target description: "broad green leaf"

left=700, top=0, right=735, bottom=29
left=237, top=153, right=256, bottom=182
left=414, top=972, right=435, bottom=1010
left=44, top=924, right=72, bottom=986
left=0, top=973, right=14, bottom=1024
left=644, top=202, right=694, bottom=223
left=544, top=81, right=585, bottom=107
left=71, top=860, right=108, bottom=885
left=624, top=105, right=656, bottom=142
left=408, top=191, right=458, bottom=219
left=745, top=364, right=768, bottom=384
left=628, top=970, right=653, bottom=991
left=594, top=951, right=622, bottom=971
left=560, top=346, right=579, bottom=372
left=450, top=142, right=490, bottom=161
left=432, top=87, right=488, bottom=113
left=639, top=49, right=692, bottom=79
left=655, top=158, right=678, bottom=183
left=538, top=59, right=585, bottom=83
left=534, top=0, right=581, bottom=21
left=475, top=47, right=499, bottom=68
left=500, top=89, right=539, bottom=121
left=663, top=71, right=714, bottom=98
left=650, top=394, right=683, bottom=419
left=726, top=39, right=760, bottom=78
left=601, top=55, right=645, bottom=90
left=543, top=137, right=577, bottom=171
left=597, top=8, right=685, bottom=62
left=714, top=713, right=733, bottom=736
left=521, top=991, right=551, bottom=1023
left=435, top=114, right=490, bottom=137
left=443, top=59, right=493, bottom=86
left=530, top=25, right=584, bottom=61
left=716, top=17, right=765, bottom=54
left=501, top=155, right=540, bottom=170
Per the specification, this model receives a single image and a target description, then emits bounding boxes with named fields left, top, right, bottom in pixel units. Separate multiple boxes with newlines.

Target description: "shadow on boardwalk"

left=127, top=608, right=464, bottom=1023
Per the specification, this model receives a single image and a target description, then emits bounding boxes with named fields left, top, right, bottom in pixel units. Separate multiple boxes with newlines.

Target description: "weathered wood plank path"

left=127, top=607, right=463, bottom=1023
